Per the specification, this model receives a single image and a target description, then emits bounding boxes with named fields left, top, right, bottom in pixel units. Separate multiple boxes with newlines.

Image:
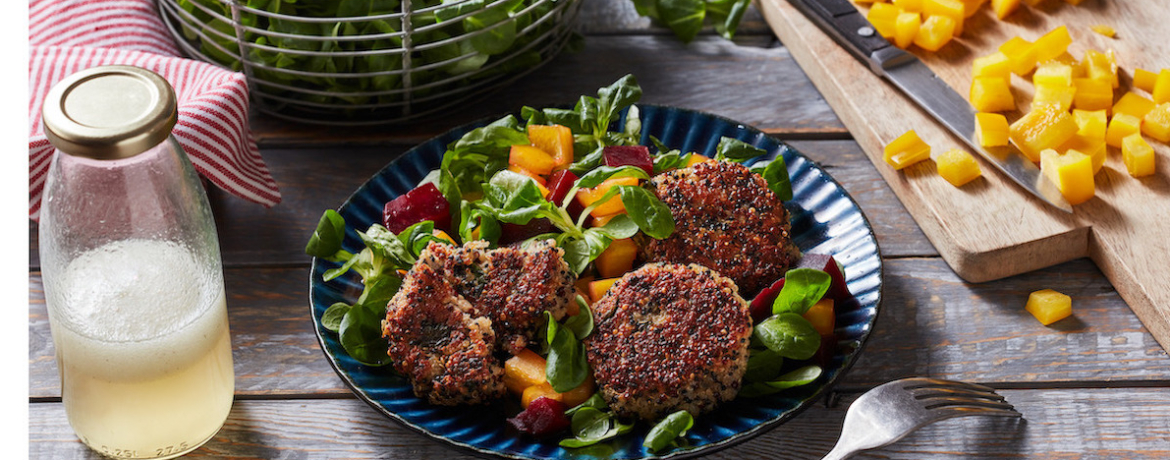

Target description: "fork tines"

left=902, top=378, right=1022, bottom=417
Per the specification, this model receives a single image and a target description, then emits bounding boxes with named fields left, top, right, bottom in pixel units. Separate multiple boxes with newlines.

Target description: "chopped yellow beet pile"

left=852, top=6, right=1169, bottom=204
left=1026, top=289, right=1072, bottom=326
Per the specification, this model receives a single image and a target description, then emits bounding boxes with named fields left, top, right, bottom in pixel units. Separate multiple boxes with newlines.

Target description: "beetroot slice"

left=546, top=169, right=586, bottom=220
left=603, top=145, right=654, bottom=176
left=383, top=183, right=451, bottom=234
left=500, top=219, right=556, bottom=246
left=796, top=253, right=852, bottom=301
left=507, top=397, right=570, bottom=437
left=749, top=278, right=784, bottom=324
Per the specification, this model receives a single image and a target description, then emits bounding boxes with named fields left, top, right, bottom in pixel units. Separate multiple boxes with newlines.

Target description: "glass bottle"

left=38, top=65, right=235, bottom=459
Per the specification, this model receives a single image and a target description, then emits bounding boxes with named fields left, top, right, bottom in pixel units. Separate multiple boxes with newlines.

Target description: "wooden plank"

left=756, top=0, right=1170, bottom=352
left=28, top=388, right=1170, bottom=459
left=30, top=258, right=1170, bottom=398
left=247, top=35, right=846, bottom=148
left=28, top=140, right=933, bottom=269
left=843, top=258, right=1170, bottom=387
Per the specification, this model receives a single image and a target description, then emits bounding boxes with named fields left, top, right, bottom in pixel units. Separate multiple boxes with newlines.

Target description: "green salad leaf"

left=754, top=313, right=822, bottom=360
left=545, top=311, right=589, bottom=393
left=630, top=0, right=754, bottom=43
left=643, top=410, right=694, bottom=453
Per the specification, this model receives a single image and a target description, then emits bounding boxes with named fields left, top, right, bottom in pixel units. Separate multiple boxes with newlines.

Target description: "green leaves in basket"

left=174, top=0, right=568, bottom=108
left=629, top=0, right=754, bottom=43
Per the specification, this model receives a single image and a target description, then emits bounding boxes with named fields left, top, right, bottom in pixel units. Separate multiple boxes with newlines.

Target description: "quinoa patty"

left=585, top=263, right=752, bottom=421
left=383, top=264, right=505, bottom=405
left=383, top=239, right=576, bottom=405
left=637, top=160, right=800, bottom=297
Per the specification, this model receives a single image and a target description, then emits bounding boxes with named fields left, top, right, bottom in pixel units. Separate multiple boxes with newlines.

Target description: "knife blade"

left=785, top=0, right=1073, bottom=213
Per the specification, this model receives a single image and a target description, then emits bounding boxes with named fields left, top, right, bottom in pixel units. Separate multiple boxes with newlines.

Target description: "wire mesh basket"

left=157, top=0, right=582, bottom=125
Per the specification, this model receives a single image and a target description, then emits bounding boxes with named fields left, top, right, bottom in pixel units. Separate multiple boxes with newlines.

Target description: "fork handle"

left=820, top=444, right=856, bottom=460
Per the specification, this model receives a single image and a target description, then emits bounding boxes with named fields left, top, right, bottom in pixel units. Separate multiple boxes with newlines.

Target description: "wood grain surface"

left=756, top=0, right=1170, bottom=351
left=27, top=0, right=1170, bottom=458
left=29, top=389, right=1170, bottom=459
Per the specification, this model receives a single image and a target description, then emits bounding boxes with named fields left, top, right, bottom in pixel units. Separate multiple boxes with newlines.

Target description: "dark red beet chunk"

left=796, top=253, right=852, bottom=301
left=812, top=333, right=838, bottom=368
left=603, top=145, right=654, bottom=176
left=749, top=278, right=784, bottom=324
left=507, top=397, right=570, bottom=437
left=546, top=169, right=585, bottom=220
left=499, top=218, right=556, bottom=246
left=383, top=183, right=450, bottom=234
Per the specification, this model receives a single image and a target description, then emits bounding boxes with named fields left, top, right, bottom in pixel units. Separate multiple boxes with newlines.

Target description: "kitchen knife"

left=786, top=0, right=1073, bottom=212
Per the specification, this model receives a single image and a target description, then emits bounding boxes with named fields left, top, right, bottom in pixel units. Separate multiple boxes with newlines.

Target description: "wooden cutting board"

left=756, top=0, right=1170, bottom=350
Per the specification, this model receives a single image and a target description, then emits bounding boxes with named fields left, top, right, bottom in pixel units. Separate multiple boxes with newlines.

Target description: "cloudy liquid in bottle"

left=45, top=239, right=234, bottom=459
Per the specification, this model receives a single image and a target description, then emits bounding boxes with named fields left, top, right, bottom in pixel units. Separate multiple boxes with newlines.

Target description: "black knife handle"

left=786, top=0, right=916, bottom=75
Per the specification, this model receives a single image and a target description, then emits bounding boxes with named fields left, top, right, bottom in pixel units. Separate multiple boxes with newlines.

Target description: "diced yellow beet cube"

left=1133, top=68, right=1158, bottom=94
left=894, top=0, right=923, bottom=12
left=913, top=15, right=956, bottom=51
left=521, top=382, right=563, bottom=408
left=894, top=12, right=921, bottom=49
left=976, top=112, right=1010, bottom=146
left=1033, top=61, right=1072, bottom=88
left=1122, top=134, right=1156, bottom=177
left=504, top=349, right=548, bottom=394
left=1091, top=25, right=1115, bottom=38
left=1033, top=26, right=1072, bottom=63
left=853, top=0, right=886, bottom=3
left=924, top=0, right=965, bottom=34
left=1040, top=149, right=1095, bottom=205
left=1025, top=289, right=1072, bottom=326
left=937, top=148, right=982, bottom=186
left=588, top=278, right=619, bottom=303
left=998, top=37, right=1037, bottom=76
left=1082, top=50, right=1118, bottom=88
left=990, top=0, right=1019, bottom=19
left=802, top=298, right=836, bottom=336
left=575, top=176, right=638, bottom=217
left=972, top=52, right=1012, bottom=81
left=595, top=238, right=637, bottom=278
left=867, top=3, right=901, bottom=39
left=1072, top=109, right=1108, bottom=141
left=685, top=153, right=711, bottom=167
left=970, top=77, right=1015, bottom=112
left=884, top=129, right=932, bottom=169
left=1142, top=103, right=1170, bottom=143
left=1113, top=92, right=1156, bottom=120
left=961, top=0, right=984, bottom=17
left=1154, top=69, right=1170, bottom=104
left=1010, top=104, right=1078, bottom=162
left=1058, top=134, right=1106, bottom=173
left=1072, top=78, right=1112, bottom=112
left=510, top=145, right=557, bottom=175
left=1033, top=84, right=1076, bottom=112
left=1105, top=113, right=1141, bottom=148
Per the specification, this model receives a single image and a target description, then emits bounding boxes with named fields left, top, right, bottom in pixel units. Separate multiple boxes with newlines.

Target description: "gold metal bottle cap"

left=41, top=65, right=178, bottom=160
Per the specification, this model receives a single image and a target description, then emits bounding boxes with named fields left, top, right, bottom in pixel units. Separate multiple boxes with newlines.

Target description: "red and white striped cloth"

left=28, top=0, right=281, bottom=220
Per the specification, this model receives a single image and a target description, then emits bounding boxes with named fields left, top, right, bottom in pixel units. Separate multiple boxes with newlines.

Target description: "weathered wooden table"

left=28, top=1, right=1170, bottom=458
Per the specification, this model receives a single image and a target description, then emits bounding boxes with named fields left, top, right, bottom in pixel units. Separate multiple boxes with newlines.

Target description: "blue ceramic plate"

left=310, top=105, right=883, bottom=459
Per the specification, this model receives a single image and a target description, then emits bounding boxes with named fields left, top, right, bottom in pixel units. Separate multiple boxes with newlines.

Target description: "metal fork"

left=821, top=378, right=1023, bottom=460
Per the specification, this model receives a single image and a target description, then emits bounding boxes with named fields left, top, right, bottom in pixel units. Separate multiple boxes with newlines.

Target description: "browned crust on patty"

left=637, top=160, right=800, bottom=297
left=585, top=263, right=752, bottom=420
left=419, top=239, right=574, bottom=354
